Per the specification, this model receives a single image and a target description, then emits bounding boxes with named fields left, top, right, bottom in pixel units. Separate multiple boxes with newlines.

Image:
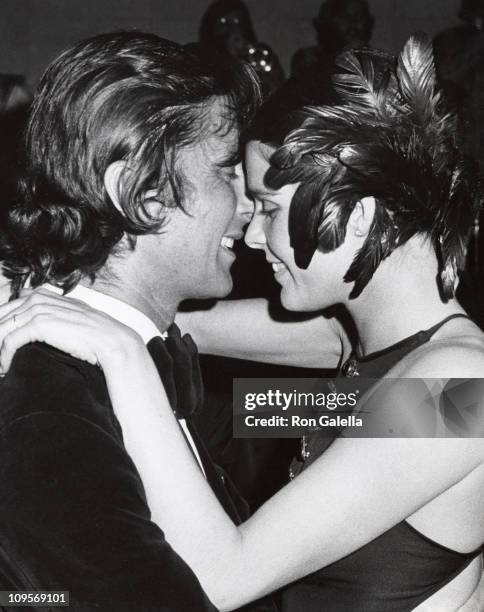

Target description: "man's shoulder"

left=7, top=340, right=85, bottom=369
left=3, top=340, right=102, bottom=392
left=0, top=342, right=113, bottom=432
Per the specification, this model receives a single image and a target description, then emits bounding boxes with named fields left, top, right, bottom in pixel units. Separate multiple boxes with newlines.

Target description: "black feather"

left=263, top=32, right=479, bottom=298
left=333, top=48, right=397, bottom=123
left=344, top=206, right=396, bottom=298
left=396, top=32, right=438, bottom=122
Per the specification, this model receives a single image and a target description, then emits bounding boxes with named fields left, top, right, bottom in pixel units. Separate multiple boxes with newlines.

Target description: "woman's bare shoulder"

left=399, top=330, right=484, bottom=378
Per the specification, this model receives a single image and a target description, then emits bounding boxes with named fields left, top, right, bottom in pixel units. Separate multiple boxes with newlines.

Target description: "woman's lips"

left=270, top=261, right=289, bottom=280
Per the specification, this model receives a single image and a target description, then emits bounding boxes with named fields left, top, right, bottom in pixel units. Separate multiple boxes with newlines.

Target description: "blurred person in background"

left=196, top=0, right=285, bottom=98
left=290, top=0, right=374, bottom=100
left=0, top=75, right=31, bottom=301
left=434, top=0, right=484, bottom=327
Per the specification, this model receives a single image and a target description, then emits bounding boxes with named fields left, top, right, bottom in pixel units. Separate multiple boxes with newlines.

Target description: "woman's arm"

left=1, top=292, right=483, bottom=611
left=176, top=298, right=349, bottom=368
left=110, top=364, right=484, bottom=611
left=75, top=357, right=484, bottom=610
left=0, top=286, right=348, bottom=369
left=112, top=412, right=484, bottom=610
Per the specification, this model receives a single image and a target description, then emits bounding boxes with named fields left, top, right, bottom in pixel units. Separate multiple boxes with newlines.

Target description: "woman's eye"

left=261, top=204, right=278, bottom=219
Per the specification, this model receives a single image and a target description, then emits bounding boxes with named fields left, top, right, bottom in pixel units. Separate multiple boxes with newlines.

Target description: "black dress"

left=282, top=314, right=482, bottom=612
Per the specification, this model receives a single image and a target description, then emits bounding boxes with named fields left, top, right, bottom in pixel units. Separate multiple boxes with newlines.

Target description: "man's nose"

left=235, top=192, right=254, bottom=222
left=244, top=213, right=266, bottom=250
left=233, top=165, right=254, bottom=228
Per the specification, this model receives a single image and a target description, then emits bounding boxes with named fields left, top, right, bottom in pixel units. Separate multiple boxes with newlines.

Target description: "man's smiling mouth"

left=220, top=237, right=235, bottom=250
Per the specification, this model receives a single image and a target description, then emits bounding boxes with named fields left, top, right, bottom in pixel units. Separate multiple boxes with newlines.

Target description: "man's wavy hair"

left=1, top=31, right=260, bottom=294
left=261, top=33, right=481, bottom=299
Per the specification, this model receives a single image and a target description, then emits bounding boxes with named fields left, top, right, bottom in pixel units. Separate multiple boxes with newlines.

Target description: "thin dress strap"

left=419, top=313, right=471, bottom=341
left=342, top=313, right=472, bottom=379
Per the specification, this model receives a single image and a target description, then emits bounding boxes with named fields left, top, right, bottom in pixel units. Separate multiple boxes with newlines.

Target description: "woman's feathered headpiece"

left=265, top=33, right=481, bottom=299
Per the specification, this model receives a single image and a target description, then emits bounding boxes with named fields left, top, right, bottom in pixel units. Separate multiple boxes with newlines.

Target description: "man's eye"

left=222, top=166, right=238, bottom=181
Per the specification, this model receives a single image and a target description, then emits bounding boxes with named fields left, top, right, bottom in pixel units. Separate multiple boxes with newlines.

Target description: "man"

left=0, top=31, right=271, bottom=611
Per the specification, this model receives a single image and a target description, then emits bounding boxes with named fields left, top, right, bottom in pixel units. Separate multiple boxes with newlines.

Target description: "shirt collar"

left=45, top=283, right=166, bottom=344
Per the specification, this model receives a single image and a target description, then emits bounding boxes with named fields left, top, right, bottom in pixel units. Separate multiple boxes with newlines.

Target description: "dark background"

left=0, top=0, right=462, bottom=86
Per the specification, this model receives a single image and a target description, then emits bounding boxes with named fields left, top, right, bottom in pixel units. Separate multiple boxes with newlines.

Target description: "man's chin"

left=214, top=276, right=234, bottom=298
left=195, top=274, right=233, bottom=301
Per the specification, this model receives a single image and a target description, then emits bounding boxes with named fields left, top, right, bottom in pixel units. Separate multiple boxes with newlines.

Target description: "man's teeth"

left=272, top=263, right=286, bottom=273
left=221, top=237, right=234, bottom=249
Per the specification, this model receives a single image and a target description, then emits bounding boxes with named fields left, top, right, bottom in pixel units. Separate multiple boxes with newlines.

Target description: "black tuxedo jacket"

left=0, top=341, right=217, bottom=611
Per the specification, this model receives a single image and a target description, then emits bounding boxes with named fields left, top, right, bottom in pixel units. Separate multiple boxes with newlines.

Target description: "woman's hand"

left=0, top=287, right=145, bottom=374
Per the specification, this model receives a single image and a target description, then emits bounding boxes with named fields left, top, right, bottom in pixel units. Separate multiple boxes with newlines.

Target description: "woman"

left=1, top=34, right=484, bottom=611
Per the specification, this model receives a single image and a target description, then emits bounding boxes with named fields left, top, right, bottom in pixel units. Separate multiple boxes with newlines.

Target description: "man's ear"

left=104, top=162, right=166, bottom=220
left=347, top=196, right=376, bottom=238
left=104, top=161, right=128, bottom=215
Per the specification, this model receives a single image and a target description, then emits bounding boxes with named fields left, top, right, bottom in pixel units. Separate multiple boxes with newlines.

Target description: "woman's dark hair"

left=243, top=75, right=339, bottom=148
left=1, top=31, right=260, bottom=294
left=249, top=35, right=481, bottom=300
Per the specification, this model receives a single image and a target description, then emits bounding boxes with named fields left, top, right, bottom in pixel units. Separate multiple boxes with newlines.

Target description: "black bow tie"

left=146, top=324, right=203, bottom=419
